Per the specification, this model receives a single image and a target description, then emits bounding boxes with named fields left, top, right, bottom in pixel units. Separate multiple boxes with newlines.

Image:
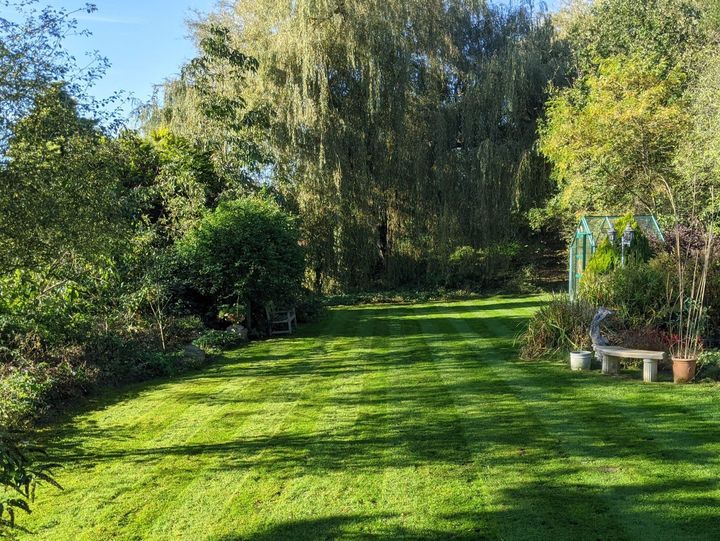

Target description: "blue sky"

left=70, top=0, right=217, bottom=105
left=0, top=0, right=218, bottom=118
left=2, top=0, right=562, bottom=120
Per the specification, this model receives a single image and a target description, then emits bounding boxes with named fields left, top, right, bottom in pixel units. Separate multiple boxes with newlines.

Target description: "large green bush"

left=579, top=255, right=671, bottom=329
left=584, top=239, right=619, bottom=276
left=175, top=197, right=304, bottom=326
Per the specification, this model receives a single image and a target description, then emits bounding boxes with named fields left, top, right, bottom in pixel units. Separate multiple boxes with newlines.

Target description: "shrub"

left=217, top=304, right=247, bottom=326
left=447, top=246, right=484, bottom=287
left=697, top=350, right=720, bottom=381
left=0, top=311, right=216, bottom=430
left=0, top=368, right=53, bottom=430
left=584, top=215, right=653, bottom=277
left=295, top=290, right=325, bottom=323
left=175, top=197, right=305, bottom=329
left=193, top=330, right=246, bottom=354
left=585, top=238, right=618, bottom=275
left=579, top=254, right=671, bottom=328
left=506, top=265, right=541, bottom=294
left=519, top=295, right=596, bottom=360
left=0, top=357, right=97, bottom=430
left=612, top=327, right=668, bottom=352
left=707, top=268, right=720, bottom=341
left=614, top=214, right=654, bottom=264
left=84, top=332, right=139, bottom=380
left=166, top=315, right=206, bottom=347
left=664, top=225, right=720, bottom=341
left=133, top=350, right=186, bottom=377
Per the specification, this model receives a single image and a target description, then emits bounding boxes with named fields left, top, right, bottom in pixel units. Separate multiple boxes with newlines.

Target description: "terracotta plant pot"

left=672, top=357, right=697, bottom=384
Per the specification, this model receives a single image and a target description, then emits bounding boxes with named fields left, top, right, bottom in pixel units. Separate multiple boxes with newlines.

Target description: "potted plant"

left=570, top=350, right=592, bottom=371
left=667, top=222, right=715, bottom=383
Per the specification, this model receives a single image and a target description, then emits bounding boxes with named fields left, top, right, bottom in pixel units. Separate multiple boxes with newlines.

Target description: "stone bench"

left=593, top=346, right=666, bottom=382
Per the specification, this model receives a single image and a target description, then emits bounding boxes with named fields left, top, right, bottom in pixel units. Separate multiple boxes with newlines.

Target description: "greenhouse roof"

left=575, top=215, right=664, bottom=248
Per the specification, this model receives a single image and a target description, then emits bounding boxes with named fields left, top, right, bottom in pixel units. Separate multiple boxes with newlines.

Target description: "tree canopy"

left=151, top=0, right=563, bottom=291
left=0, top=1, right=112, bottom=150
left=0, top=83, right=129, bottom=273
left=538, top=0, right=720, bottom=225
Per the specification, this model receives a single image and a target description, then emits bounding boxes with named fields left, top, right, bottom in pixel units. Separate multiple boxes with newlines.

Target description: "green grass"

left=18, top=296, right=720, bottom=540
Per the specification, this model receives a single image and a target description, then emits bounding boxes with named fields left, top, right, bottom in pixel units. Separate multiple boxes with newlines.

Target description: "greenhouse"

left=568, top=215, right=665, bottom=298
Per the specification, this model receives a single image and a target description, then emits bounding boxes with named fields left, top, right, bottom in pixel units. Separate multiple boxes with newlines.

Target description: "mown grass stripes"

left=19, top=296, right=720, bottom=540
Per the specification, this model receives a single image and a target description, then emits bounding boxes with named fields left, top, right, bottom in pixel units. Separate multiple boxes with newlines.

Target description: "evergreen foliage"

left=175, top=197, right=305, bottom=324
left=584, top=239, right=618, bottom=276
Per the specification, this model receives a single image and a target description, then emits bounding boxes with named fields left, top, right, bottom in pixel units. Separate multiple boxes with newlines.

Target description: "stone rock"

left=183, top=344, right=206, bottom=363
left=226, top=324, right=249, bottom=341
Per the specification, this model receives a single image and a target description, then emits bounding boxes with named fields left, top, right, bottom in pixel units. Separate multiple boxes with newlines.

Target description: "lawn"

left=19, top=296, right=720, bottom=540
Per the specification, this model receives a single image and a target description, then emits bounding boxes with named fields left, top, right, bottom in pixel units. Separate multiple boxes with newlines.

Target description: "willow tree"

left=180, top=0, right=560, bottom=291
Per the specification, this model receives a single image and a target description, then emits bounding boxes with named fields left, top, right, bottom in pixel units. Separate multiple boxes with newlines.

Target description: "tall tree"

left=170, top=0, right=562, bottom=291
left=675, top=49, right=720, bottom=221
left=0, top=83, right=129, bottom=273
left=142, top=21, right=268, bottom=197
left=539, top=0, right=709, bottom=221
left=539, top=55, right=689, bottom=215
left=0, top=1, right=110, bottom=151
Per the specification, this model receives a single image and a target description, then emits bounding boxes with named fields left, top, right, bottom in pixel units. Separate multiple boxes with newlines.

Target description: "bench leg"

left=602, top=356, right=619, bottom=375
left=643, top=359, right=658, bottom=383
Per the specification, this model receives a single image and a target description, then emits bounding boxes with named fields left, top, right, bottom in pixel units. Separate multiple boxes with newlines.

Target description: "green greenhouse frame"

left=568, top=215, right=665, bottom=298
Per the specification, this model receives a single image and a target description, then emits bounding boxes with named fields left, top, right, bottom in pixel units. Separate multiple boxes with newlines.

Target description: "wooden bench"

left=265, top=305, right=297, bottom=336
left=593, top=346, right=666, bottom=382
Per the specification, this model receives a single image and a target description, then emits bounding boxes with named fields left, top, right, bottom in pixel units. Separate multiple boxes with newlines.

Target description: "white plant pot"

left=570, top=351, right=592, bottom=371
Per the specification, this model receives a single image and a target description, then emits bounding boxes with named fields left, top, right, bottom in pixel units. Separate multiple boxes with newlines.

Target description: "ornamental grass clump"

left=666, top=221, right=716, bottom=361
left=519, top=295, right=596, bottom=360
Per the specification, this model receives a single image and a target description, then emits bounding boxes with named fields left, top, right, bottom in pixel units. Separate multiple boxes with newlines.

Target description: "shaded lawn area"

left=19, top=296, right=720, bottom=540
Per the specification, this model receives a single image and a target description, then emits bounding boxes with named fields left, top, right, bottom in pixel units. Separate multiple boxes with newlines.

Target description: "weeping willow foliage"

left=175, top=0, right=563, bottom=291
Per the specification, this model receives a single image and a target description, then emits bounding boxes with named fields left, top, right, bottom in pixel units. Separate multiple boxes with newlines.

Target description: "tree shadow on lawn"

left=50, top=326, right=720, bottom=475
left=48, top=301, right=532, bottom=418
left=208, top=475, right=720, bottom=540
left=319, top=300, right=544, bottom=339
left=51, top=379, right=720, bottom=476
left=45, top=307, right=529, bottom=444
left=342, top=297, right=548, bottom=314
left=212, top=513, right=491, bottom=541
left=32, top=301, right=720, bottom=539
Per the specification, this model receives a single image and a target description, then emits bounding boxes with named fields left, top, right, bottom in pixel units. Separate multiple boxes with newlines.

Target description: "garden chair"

left=265, top=303, right=297, bottom=335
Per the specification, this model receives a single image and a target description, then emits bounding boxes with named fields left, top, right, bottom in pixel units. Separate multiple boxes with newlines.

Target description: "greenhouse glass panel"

left=568, top=215, right=664, bottom=298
